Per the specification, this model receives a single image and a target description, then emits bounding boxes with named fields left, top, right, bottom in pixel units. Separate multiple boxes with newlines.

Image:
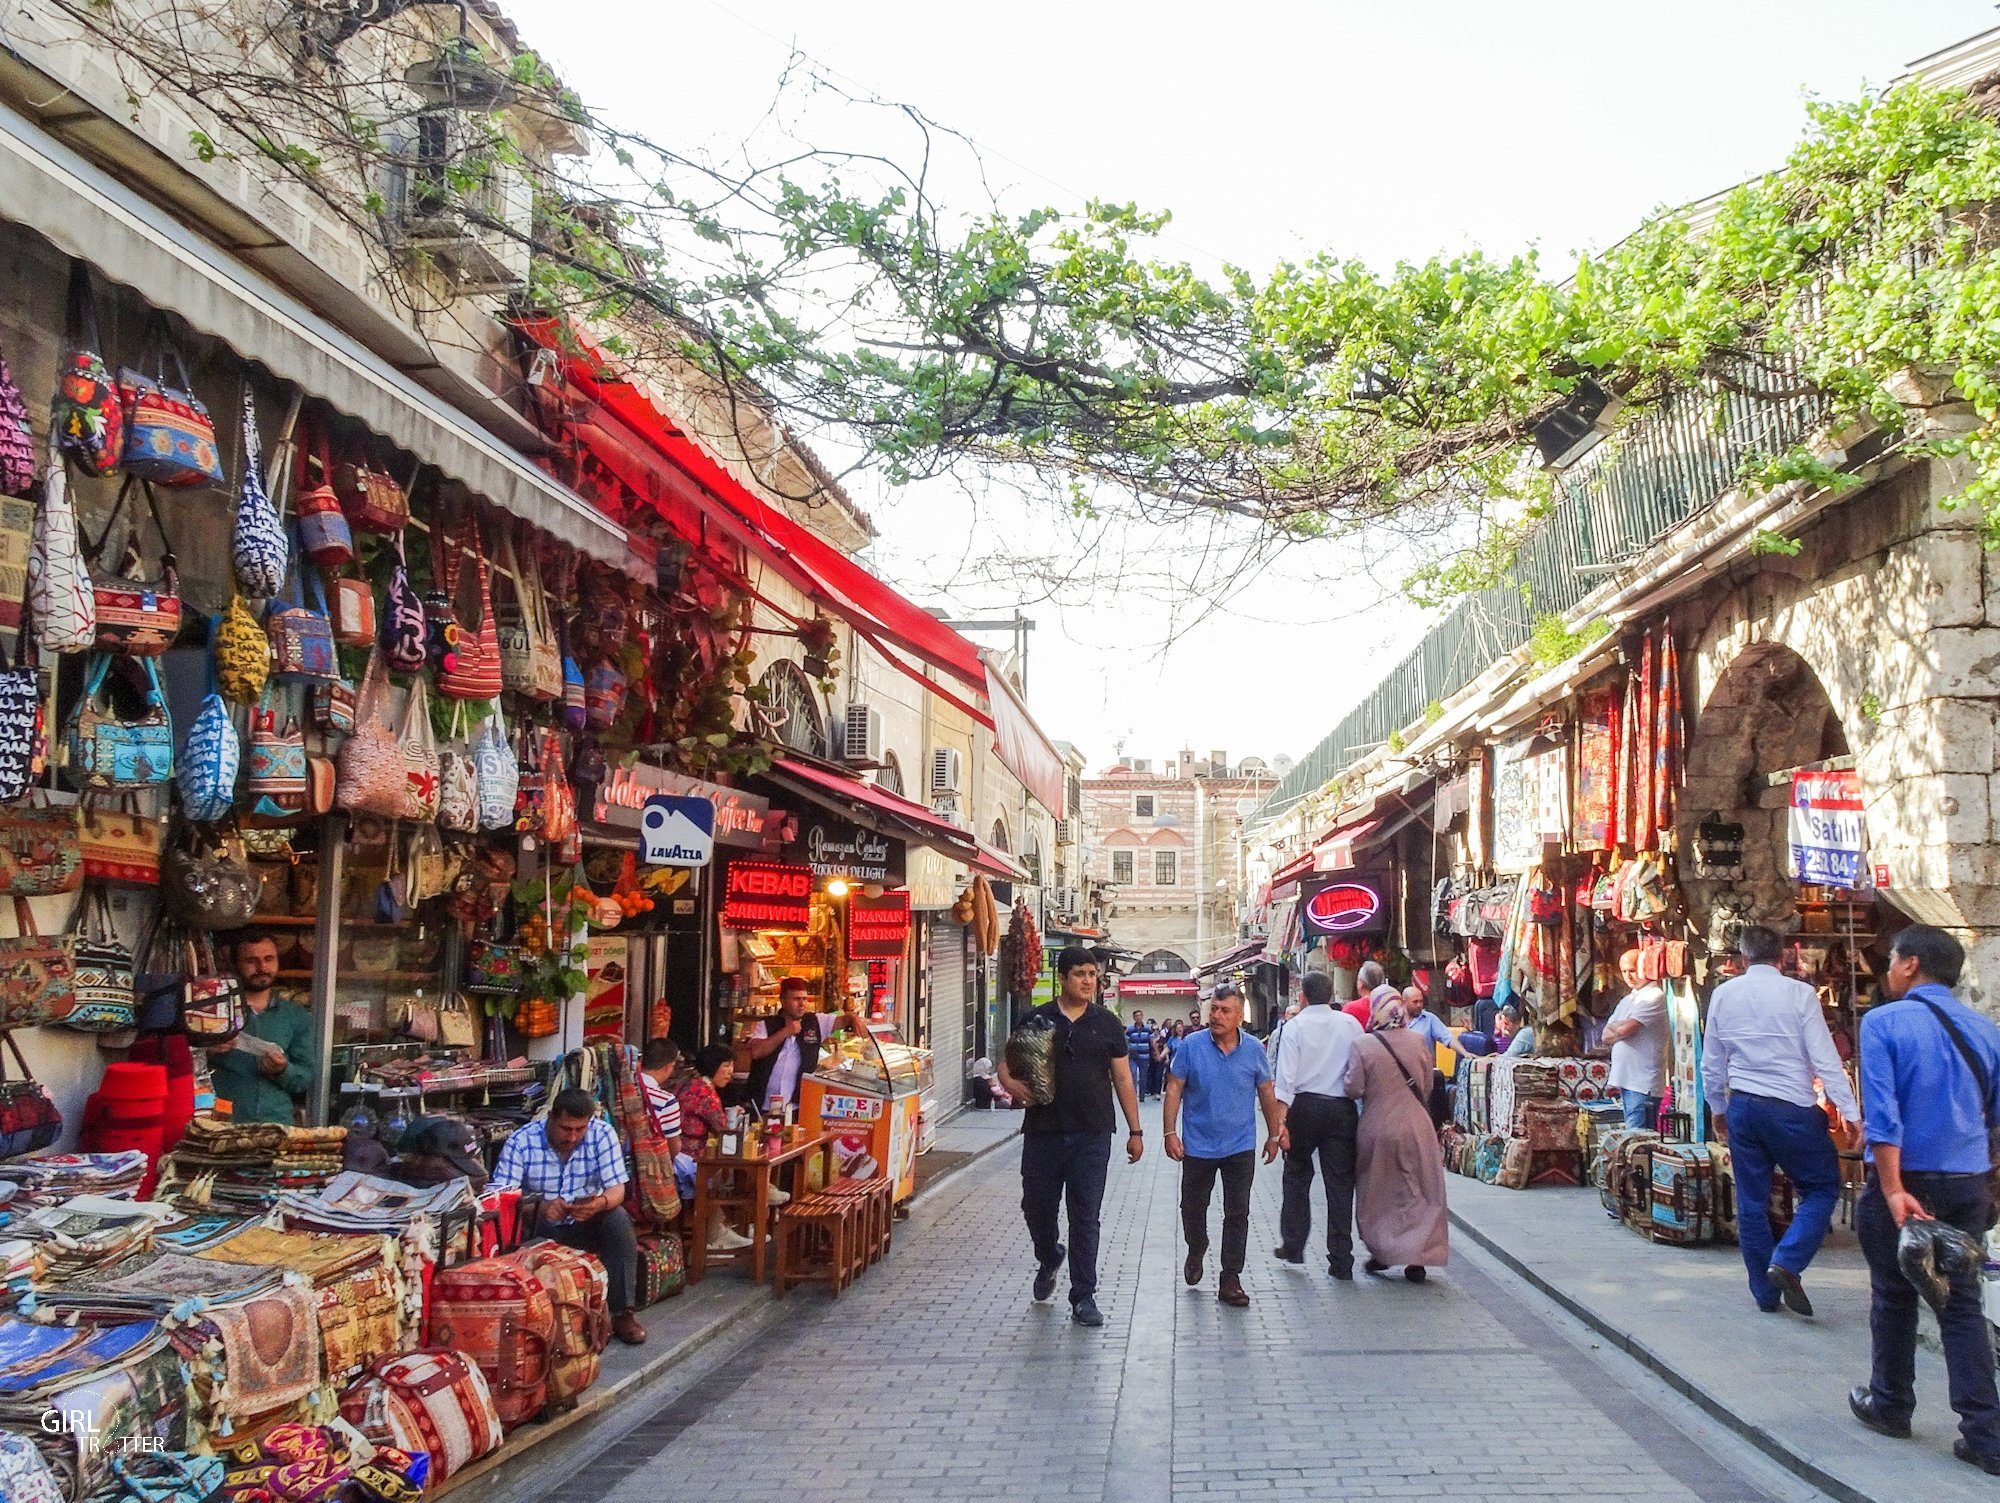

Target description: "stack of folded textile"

left=157, top=1120, right=348, bottom=1211
left=167, top=1273, right=324, bottom=1442
left=16, top=1199, right=167, bottom=1284
left=150, top=1209, right=254, bottom=1253
left=0, top=1313, right=185, bottom=1499
left=0, top=1151, right=149, bottom=1207
left=198, top=1225, right=410, bottom=1386
left=0, top=1236, right=38, bottom=1294
left=277, top=1171, right=470, bottom=1235
left=36, top=1251, right=282, bottom=1321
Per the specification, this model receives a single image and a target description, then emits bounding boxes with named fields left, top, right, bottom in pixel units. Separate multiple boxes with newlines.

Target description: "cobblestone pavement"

left=500, top=1126, right=1823, bottom=1503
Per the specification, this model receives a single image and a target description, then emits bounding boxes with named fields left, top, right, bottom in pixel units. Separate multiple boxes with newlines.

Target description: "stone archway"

left=1677, top=640, right=1850, bottom=937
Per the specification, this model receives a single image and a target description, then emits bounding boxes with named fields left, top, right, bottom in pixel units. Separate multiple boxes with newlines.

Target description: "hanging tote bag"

left=30, top=463, right=97, bottom=654
left=178, top=671, right=240, bottom=823
left=335, top=447, right=410, bottom=535
left=80, top=797, right=161, bottom=886
left=86, top=477, right=183, bottom=657
left=294, top=427, right=355, bottom=571
left=473, top=702, right=518, bottom=832
left=437, top=515, right=501, bottom=699
left=117, top=325, right=224, bottom=489
left=0, top=594, right=46, bottom=806
left=216, top=592, right=271, bottom=704
left=266, top=544, right=338, bottom=682
left=400, top=674, right=440, bottom=823
left=0, top=798, right=82, bottom=897
left=50, top=262, right=123, bottom=476
left=437, top=700, right=478, bottom=834
left=68, top=655, right=174, bottom=792
left=177, top=931, right=244, bottom=1044
left=0, top=895, right=77, bottom=1030
left=246, top=692, right=310, bottom=824
left=311, top=677, right=358, bottom=738
left=59, top=888, right=135, bottom=1034
left=584, top=661, right=628, bottom=732
left=334, top=573, right=376, bottom=648
left=0, top=1030, right=63, bottom=1153
left=498, top=525, right=561, bottom=700
left=0, top=340, right=38, bottom=498
left=381, top=528, right=428, bottom=672
left=161, top=821, right=261, bottom=932
left=231, top=388, right=287, bottom=599
left=541, top=729, right=579, bottom=846
left=335, top=647, right=407, bottom=817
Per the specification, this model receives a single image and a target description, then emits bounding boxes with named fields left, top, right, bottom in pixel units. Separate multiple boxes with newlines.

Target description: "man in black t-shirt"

left=998, top=945, right=1144, bottom=1327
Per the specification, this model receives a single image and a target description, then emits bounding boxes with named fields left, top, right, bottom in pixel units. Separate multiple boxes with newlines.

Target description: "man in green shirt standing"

left=207, top=930, right=315, bottom=1124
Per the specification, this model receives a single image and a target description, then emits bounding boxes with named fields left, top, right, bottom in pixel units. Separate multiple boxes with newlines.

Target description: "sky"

left=504, top=0, right=1999, bottom=773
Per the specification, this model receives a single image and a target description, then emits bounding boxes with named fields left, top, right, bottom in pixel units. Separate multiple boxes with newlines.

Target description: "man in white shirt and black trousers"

left=1270, top=968, right=1367, bottom=1279
left=1702, top=924, right=1861, bottom=1317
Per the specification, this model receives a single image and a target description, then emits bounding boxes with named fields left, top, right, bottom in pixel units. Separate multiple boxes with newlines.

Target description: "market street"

left=487, top=1128, right=1822, bottom=1503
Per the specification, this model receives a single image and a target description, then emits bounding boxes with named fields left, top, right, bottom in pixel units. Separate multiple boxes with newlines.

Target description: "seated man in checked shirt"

left=491, top=1086, right=646, bottom=1345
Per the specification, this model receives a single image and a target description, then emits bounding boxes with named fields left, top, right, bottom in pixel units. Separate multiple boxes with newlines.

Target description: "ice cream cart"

left=799, top=1021, right=932, bottom=1204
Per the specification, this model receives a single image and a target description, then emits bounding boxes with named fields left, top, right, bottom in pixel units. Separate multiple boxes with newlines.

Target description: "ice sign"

left=641, top=794, right=716, bottom=868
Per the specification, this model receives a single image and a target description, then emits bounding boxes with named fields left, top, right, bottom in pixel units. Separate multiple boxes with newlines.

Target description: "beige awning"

left=0, top=100, right=627, bottom=563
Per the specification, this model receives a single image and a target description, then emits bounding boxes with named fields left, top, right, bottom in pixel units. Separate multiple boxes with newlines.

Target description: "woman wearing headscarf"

left=1343, top=992, right=1451, bottom=1281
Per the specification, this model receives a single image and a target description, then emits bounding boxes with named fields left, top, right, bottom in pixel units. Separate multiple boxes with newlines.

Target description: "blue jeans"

left=1020, top=1131, right=1113, bottom=1304
left=1724, top=1092, right=1841, bottom=1308
left=1619, top=1091, right=1660, bottom=1131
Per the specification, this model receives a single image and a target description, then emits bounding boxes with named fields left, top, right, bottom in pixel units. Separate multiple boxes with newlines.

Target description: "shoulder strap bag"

left=85, top=477, right=182, bottom=657
left=0, top=1027, right=62, bottom=1155
left=59, top=888, right=135, bottom=1034
left=117, top=321, right=224, bottom=489
left=437, top=511, right=501, bottom=700
left=0, top=894, right=77, bottom=1030
left=50, top=261, right=123, bottom=476
left=1920, top=997, right=2000, bottom=1225
left=69, top=654, right=174, bottom=792
left=231, top=386, right=288, bottom=598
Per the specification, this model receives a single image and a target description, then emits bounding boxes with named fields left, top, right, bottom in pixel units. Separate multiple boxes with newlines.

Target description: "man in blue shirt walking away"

left=1125, top=1013, right=1157, bottom=1100
left=1849, top=925, right=2000, bottom=1474
left=1163, top=984, right=1283, bottom=1308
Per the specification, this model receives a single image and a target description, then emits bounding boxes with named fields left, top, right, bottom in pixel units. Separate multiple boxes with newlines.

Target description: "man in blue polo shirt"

left=1849, top=924, right=2000, bottom=1474
left=1125, top=1013, right=1157, bottom=1099
left=1163, top=983, right=1283, bottom=1308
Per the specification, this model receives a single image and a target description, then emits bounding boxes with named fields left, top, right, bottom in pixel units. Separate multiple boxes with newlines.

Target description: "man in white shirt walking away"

left=1270, top=969, right=1366, bottom=1279
left=1603, top=949, right=1670, bottom=1131
left=1702, top=925, right=1861, bottom=1316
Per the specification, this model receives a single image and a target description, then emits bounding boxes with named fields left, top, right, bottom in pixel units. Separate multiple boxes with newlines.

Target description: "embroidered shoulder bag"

left=0, top=894, right=77, bottom=1030
left=117, top=322, right=224, bottom=489
left=86, top=476, right=183, bottom=656
left=266, top=541, right=338, bottom=682
left=437, top=513, right=502, bottom=699
left=59, top=888, right=135, bottom=1034
left=231, top=388, right=287, bottom=598
left=68, top=654, right=174, bottom=792
left=295, top=426, right=355, bottom=571
left=381, top=527, right=428, bottom=672
left=0, top=795, right=81, bottom=898
left=50, top=261, right=123, bottom=476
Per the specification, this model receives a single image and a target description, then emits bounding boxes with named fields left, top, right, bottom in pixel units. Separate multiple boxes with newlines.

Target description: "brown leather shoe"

left=1217, top=1276, right=1250, bottom=1308
left=613, top=1311, right=647, bottom=1346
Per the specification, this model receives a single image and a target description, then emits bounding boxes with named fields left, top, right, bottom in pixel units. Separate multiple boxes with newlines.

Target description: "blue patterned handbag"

left=117, top=325, right=224, bottom=489
left=231, top=389, right=286, bottom=598
left=266, top=541, right=337, bottom=683
left=178, top=685, right=239, bottom=823
left=67, top=655, right=173, bottom=792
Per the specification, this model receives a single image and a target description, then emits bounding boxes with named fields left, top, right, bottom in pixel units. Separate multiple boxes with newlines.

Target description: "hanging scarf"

left=1653, top=628, right=1682, bottom=839
left=607, top=1043, right=677, bottom=1233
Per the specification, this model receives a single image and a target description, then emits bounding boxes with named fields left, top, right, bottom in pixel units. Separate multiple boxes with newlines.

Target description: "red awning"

left=1267, top=850, right=1316, bottom=896
left=764, top=756, right=984, bottom=865
left=1115, top=978, right=1199, bottom=997
left=1195, top=939, right=1268, bottom=977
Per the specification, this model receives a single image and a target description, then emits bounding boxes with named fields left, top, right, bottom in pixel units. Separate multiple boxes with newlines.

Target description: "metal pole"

left=307, top=813, right=345, bottom=1127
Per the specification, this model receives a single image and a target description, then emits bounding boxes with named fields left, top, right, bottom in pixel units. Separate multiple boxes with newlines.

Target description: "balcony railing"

left=1256, top=360, right=1829, bottom=825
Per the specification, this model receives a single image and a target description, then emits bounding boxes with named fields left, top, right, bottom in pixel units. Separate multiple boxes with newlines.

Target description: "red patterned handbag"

left=86, top=478, right=182, bottom=657
left=337, top=1350, right=504, bottom=1483
left=425, top=1253, right=556, bottom=1428
left=117, top=335, right=225, bottom=489
left=636, top=1232, right=684, bottom=1305
left=436, top=514, right=502, bottom=700
left=514, top=1239, right=609, bottom=1410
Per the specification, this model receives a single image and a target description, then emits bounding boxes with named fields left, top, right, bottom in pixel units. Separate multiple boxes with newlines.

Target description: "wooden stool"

left=827, top=1178, right=888, bottom=1269
left=774, top=1194, right=852, bottom=1298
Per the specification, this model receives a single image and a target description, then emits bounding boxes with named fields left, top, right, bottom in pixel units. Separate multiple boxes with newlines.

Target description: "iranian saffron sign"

left=1299, top=872, right=1389, bottom=937
left=721, top=860, right=814, bottom=931
left=848, top=890, right=912, bottom=958
left=1789, top=769, right=1866, bottom=889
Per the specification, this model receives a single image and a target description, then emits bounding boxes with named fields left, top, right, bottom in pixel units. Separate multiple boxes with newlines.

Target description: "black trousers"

left=539, top=1202, right=639, bottom=1315
left=1020, top=1130, right=1113, bottom=1303
left=1279, top=1093, right=1358, bottom=1271
left=1857, top=1171, right=2000, bottom=1456
left=1181, top=1150, right=1256, bottom=1278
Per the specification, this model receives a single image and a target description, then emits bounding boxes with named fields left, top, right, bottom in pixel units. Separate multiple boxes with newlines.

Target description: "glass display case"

left=812, top=1021, right=933, bottom=1098
left=801, top=1022, right=931, bottom=1202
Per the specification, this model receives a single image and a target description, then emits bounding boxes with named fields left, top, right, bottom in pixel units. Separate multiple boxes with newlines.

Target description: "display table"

left=685, top=1128, right=839, bottom=1287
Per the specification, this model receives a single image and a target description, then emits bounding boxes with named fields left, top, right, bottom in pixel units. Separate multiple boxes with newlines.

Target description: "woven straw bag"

left=334, top=647, right=406, bottom=817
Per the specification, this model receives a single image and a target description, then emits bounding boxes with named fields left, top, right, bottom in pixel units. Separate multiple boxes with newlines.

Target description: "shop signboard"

left=1789, top=768, right=1866, bottom=888
left=596, top=762, right=774, bottom=849
left=1298, top=871, right=1390, bottom=937
left=639, top=794, right=714, bottom=868
left=849, top=889, right=912, bottom=958
left=720, top=859, right=814, bottom=931
left=906, top=845, right=960, bottom=910
left=784, top=812, right=905, bottom=885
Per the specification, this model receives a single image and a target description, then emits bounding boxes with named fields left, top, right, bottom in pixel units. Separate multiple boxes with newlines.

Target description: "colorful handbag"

left=636, top=1232, right=685, bottom=1304
left=0, top=340, right=37, bottom=498
left=561, top=648, right=586, bottom=732
left=266, top=546, right=338, bottom=682
left=60, top=888, right=135, bottom=1033
left=0, top=608, right=46, bottom=805
left=68, top=655, right=174, bottom=792
left=86, top=477, right=183, bottom=656
left=117, top=326, right=225, bottom=488
left=335, top=449, right=411, bottom=535
left=472, top=704, right=517, bottom=831
left=337, top=1350, right=503, bottom=1484
left=334, top=574, right=376, bottom=648
left=437, top=702, right=478, bottom=834
left=162, top=822, right=261, bottom=931
left=541, top=730, right=578, bottom=845
left=381, top=529, right=428, bottom=672
left=178, top=932, right=244, bottom=1044
left=80, top=798, right=161, bottom=885
left=216, top=593, right=271, bottom=704
left=295, top=430, right=355, bottom=571
left=29, top=462, right=96, bottom=654
left=400, top=674, right=440, bottom=823
left=0, top=1028, right=62, bottom=1152
left=584, top=661, right=627, bottom=732
left=465, top=940, right=523, bottom=992
left=336, top=648, right=407, bottom=818
left=0, top=895, right=76, bottom=1030
left=246, top=694, right=310, bottom=824
left=0, top=799, right=82, bottom=897
left=512, top=721, right=545, bottom=836
left=231, top=388, right=287, bottom=598
left=178, top=678, right=239, bottom=822
left=437, top=516, right=502, bottom=699
left=311, top=677, right=357, bottom=738
left=50, top=261, right=123, bottom=476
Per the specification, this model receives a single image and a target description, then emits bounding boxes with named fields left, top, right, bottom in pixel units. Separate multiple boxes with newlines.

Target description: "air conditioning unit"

left=1052, top=886, right=1078, bottom=917
left=929, top=795, right=964, bottom=828
left=840, top=703, right=884, bottom=768
left=391, top=110, right=533, bottom=295
left=1054, top=817, right=1078, bottom=844
left=930, top=747, right=963, bottom=796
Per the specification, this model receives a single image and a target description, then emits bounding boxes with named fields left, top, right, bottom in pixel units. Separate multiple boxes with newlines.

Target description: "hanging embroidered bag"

left=438, top=700, right=478, bottom=834
left=177, top=930, right=245, bottom=1043
left=117, top=326, right=224, bottom=488
left=266, top=544, right=338, bottom=682
left=0, top=340, right=37, bottom=498
left=295, top=428, right=355, bottom=571
left=584, top=661, right=627, bottom=732
left=246, top=692, right=310, bottom=824
left=216, top=592, right=271, bottom=704
left=231, top=389, right=287, bottom=598
left=472, top=702, right=518, bottom=831
left=87, top=476, right=183, bottom=657
left=68, top=654, right=173, bottom=792
left=59, top=888, right=135, bottom=1033
left=381, top=528, right=428, bottom=672
left=29, top=463, right=96, bottom=654
left=0, top=1028, right=64, bottom=1149
left=0, top=896, right=76, bottom=1031
left=400, top=673, right=440, bottom=823
left=541, top=729, right=578, bottom=845
left=0, top=798, right=81, bottom=897
left=513, top=722, right=546, bottom=836
left=437, top=514, right=502, bottom=699
left=162, top=821, right=261, bottom=931
left=80, top=796, right=160, bottom=885
left=311, top=677, right=358, bottom=738
left=178, top=671, right=239, bottom=823
left=50, top=261, right=123, bottom=476
left=335, top=447, right=411, bottom=534
left=335, top=647, right=407, bottom=818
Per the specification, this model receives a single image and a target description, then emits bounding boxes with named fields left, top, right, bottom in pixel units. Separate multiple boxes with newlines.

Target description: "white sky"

left=505, top=0, right=1998, bottom=773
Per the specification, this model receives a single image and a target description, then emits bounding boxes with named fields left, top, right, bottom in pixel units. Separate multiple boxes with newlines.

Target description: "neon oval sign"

left=1304, top=881, right=1381, bottom=932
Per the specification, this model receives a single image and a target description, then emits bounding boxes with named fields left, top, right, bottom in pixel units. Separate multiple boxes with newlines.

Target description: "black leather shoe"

left=1363, top=1258, right=1391, bottom=1277
left=1768, top=1264, right=1813, bottom=1317
left=1958, top=1440, right=2000, bottom=1475
left=1184, top=1250, right=1203, bottom=1286
left=1218, top=1276, right=1250, bottom=1308
left=1272, top=1245, right=1305, bottom=1265
left=1404, top=1265, right=1427, bottom=1283
left=1848, top=1386, right=1911, bottom=1439
left=1327, top=1263, right=1353, bottom=1281
left=1070, top=1296, right=1104, bottom=1327
left=1033, top=1244, right=1065, bottom=1302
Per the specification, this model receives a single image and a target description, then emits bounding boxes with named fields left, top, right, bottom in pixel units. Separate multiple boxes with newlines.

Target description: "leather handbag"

left=336, top=450, right=412, bottom=535
left=50, top=261, right=123, bottom=476
left=295, top=429, right=355, bottom=570
left=439, top=990, right=479, bottom=1049
left=80, top=797, right=161, bottom=885
left=178, top=679, right=240, bottom=824
left=116, top=322, right=224, bottom=488
left=0, top=894, right=77, bottom=1029
left=68, top=655, right=174, bottom=792
left=336, top=647, right=408, bottom=818
left=437, top=515, right=502, bottom=700
left=0, top=340, right=37, bottom=498
left=0, top=798, right=82, bottom=897
left=216, top=592, right=271, bottom=704
left=245, top=694, right=310, bottom=824
left=86, top=477, right=182, bottom=657
left=381, top=528, right=428, bottom=672
left=231, top=388, right=287, bottom=598
left=59, top=888, right=135, bottom=1034
left=161, top=820, right=262, bottom=930
left=0, top=1030, right=62, bottom=1155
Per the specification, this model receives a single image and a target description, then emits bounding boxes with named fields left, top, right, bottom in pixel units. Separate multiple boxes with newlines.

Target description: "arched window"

left=1136, top=948, right=1188, bottom=975
left=989, top=816, right=1010, bottom=853
left=876, top=751, right=904, bottom=797
left=1022, top=828, right=1042, bottom=885
left=754, top=660, right=827, bottom=758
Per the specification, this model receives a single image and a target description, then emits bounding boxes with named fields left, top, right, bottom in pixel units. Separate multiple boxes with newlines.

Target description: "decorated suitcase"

left=337, top=1349, right=503, bottom=1483
left=1516, top=1099, right=1579, bottom=1152
left=1648, top=1141, right=1717, bottom=1244
left=1527, top=1149, right=1583, bottom=1187
left=637, top=1232, right=686, bottom=1304
left=514, top=1239, right=609, bottom=1411
left=1597, top=1127, right=1658, bottom=1220
left=425, top=1253, right=556, bottom=1428
left=1713, top=1147, right=1796, bottom=1245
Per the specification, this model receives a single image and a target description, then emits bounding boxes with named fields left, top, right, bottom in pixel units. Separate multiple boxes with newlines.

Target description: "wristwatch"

left=1129, top=1127, right=1145, bottom=1137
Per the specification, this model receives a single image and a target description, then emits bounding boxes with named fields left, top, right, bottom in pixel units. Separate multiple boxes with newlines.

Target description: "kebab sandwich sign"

left=1299, top=872, right=1391, bottom=938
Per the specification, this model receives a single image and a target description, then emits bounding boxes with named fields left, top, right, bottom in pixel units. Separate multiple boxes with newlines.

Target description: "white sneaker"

left=767, top=1185, right=791, bottom=1206
left=707, top=1225, right=754, bottom=1251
